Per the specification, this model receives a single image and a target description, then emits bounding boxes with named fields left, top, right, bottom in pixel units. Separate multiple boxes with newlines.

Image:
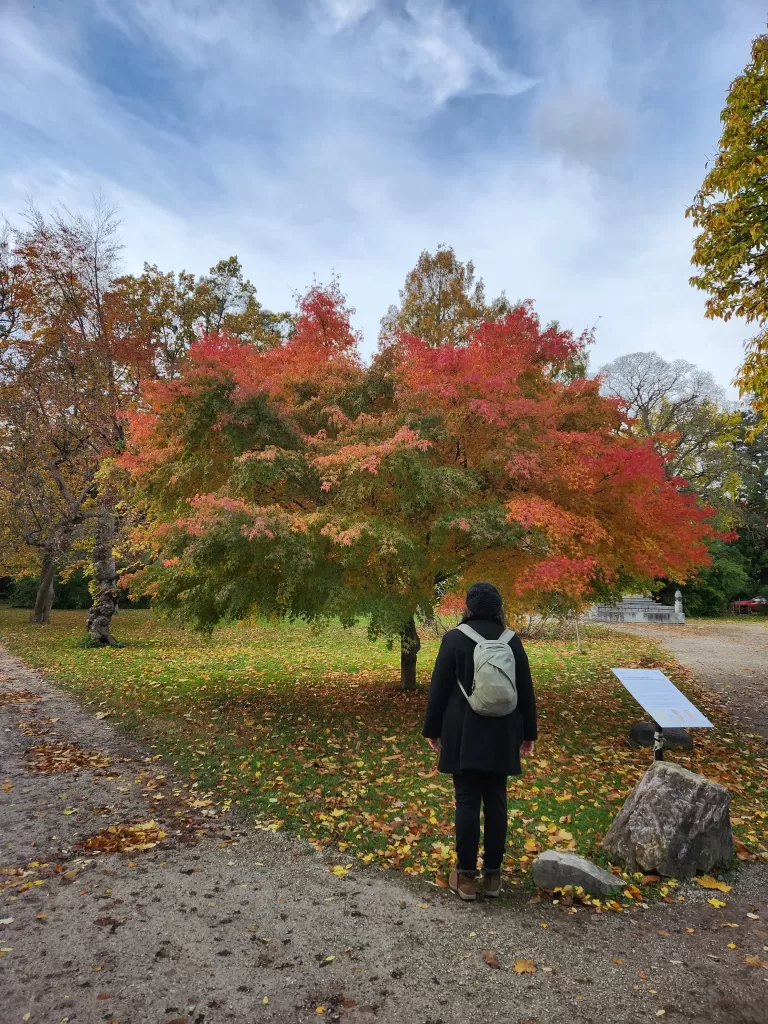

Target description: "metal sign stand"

left=652, top=721, right=665, bottom=762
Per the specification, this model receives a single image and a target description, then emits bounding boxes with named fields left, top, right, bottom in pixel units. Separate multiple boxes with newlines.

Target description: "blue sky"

left=1, top=0, right=765, bottom=391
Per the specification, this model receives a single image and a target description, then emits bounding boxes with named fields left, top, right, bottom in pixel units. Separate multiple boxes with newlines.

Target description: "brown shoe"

left=449, top=868, right=477, bottom=901
left=483, top=870, right=502, bottom=898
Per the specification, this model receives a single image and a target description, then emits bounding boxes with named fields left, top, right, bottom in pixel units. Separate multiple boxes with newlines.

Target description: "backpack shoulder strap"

left=456, top=623, right=485, bottom=644
left=499, top=628, right=515, bottom=643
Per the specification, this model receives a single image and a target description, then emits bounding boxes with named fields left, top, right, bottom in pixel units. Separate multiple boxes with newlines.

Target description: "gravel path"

left=610, top=619, right=768, bottom=742
left=1, top=645, right=767, bottom=1024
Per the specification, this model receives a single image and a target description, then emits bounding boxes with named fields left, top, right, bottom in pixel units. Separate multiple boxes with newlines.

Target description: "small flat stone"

left=532, top=850, right=620, bottom=895
left=628, top=722, right=694, bottom=751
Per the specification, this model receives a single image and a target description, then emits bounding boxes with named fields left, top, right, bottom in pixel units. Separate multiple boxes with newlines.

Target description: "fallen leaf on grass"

left=513, top=959, right=536, bottom=974
left=84, top=820, right=166, bottom=854
left=744, top=955, right=768, bottom=968
left=695, top=875, right=732, bottom=893
left=483, top=950, right=501, bottom=969
left=707, top=898, right=727, bottom=909
left=641, top=875, right=661, bottom=885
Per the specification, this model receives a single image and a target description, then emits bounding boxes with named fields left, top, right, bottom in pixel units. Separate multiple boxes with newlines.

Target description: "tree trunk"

left=86, top=504, right=121, bottom=647
left=399, top=617, right=421, bottom=691
left=30, top=549, right=57, bottom=625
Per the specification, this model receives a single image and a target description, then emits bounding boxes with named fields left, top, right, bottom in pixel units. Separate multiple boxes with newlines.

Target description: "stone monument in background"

left=587, top=593, right=685, bottom=624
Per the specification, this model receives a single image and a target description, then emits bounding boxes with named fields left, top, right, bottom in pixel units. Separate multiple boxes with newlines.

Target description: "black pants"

left=453, top=771, right=508, bottom=873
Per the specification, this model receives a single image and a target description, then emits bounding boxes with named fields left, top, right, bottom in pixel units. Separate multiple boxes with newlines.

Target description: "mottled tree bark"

left=30, top=548, right=57, bottom=625
left=399, top=616, right=421, bottom=691
left=86, top=504, right=121, bottom=646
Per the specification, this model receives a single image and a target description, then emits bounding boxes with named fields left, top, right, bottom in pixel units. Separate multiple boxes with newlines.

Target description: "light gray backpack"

left=456, top=624, right=518, bottom=717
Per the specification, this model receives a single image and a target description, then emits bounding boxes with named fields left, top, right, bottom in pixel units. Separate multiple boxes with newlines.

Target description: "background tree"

left=687, top=31, right=768, bottom=416
left=126, top=292, right=712, bottom=689
left=379, top=244, right=511, bottom=348
left=109, top=257, right=290, bottom=381
left=1, top=199, right=286, bottom=641
left=732, top=411, right=768, bottom=596
left=598, top=351, right=741, bottom=500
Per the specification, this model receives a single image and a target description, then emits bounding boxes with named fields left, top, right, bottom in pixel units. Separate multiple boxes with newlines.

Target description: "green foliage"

left=8, top=567, right=150, bottom=611
left=659, top=540, right=751, bottom=616
left=732, top=412, right=768, bottom=593
left=10, top=568, right=91, bottom=610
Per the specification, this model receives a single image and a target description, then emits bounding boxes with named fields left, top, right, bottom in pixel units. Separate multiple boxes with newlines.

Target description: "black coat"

left=421, top=619, right=537, bottom=777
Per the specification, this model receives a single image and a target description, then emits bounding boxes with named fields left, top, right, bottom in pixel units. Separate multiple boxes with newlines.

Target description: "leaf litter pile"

left=84, top=819, right=167, bottom=854
left=0, top=609, right=765, bottom=902
left=25, top=740, right=111, bottom=774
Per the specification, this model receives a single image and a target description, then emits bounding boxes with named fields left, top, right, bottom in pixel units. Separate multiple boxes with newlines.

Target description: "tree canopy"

left=126, top=286, right=713, bottom=687
left=687, top=31, right=768, bottom=415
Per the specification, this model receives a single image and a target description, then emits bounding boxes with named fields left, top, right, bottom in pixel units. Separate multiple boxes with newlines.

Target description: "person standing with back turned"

left=422, top=582, right=537, bottom=900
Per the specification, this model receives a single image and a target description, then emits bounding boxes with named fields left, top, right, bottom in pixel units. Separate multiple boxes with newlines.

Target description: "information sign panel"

left=611, top=668, right=713, bottom=729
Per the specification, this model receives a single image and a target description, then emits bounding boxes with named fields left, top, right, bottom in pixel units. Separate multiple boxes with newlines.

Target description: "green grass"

left=0, top=607, right=765, bottom=889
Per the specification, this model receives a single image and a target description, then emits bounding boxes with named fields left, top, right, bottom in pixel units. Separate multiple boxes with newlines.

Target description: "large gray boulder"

left=532, top=850, right=621, bottom=895
left=602, top=762, right=733, bottom=879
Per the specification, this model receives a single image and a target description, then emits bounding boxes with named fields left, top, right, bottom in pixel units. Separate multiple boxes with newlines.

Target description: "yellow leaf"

left=262, top=996, right=269, bottom=1004
left=330, top=865, right=349, bottom=878
left=513, top=959, right=536, bottom=974
left=656, top=1011, right=666, bottom=1017
left=727, top=943, right=737, bottom=949
left=316, top=1007, right=326, bottom=1014
left=325, top=955, right=335, bottom=961
left=695, top=875, right=732, bottom=893
left=707, top=898, right=727, bottom=909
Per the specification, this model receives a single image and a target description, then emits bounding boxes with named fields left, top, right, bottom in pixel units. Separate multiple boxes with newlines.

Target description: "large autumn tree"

left=126, top=285, right=712, bottom=688
left=687, top=30, right=768, bottom=416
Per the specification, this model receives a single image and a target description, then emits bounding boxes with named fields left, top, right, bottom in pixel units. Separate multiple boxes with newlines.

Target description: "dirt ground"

left=612, top=618, right=768, bottom=742
left=1, top=645, right=767, bottom=1024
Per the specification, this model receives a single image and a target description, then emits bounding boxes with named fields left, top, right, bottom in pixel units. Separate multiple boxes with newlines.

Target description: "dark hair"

left=461, top=582, right=505, bottom=626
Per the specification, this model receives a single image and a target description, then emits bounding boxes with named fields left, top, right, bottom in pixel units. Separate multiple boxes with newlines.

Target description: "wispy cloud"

left=0, top=0, right=763, bottom=391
